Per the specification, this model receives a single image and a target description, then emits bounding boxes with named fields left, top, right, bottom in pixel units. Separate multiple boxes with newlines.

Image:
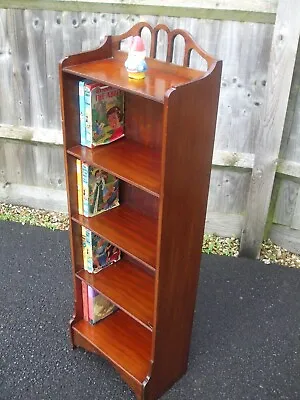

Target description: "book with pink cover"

left=81, top=281, right=89, bottom=321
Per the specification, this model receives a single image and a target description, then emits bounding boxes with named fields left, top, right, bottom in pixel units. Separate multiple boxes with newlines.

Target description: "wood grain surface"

left=76, top=260, right=155, bottom=330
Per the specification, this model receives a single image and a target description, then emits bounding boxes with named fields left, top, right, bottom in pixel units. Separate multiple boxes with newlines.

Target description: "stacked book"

left=76, top=80, right=125, bottom=325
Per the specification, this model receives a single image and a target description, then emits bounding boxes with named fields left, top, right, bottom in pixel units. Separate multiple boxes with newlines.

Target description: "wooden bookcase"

left=59, top=22, right=222, bottom=400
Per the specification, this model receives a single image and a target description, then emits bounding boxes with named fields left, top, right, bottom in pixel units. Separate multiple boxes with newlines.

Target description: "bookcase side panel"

left=124, top=94, right=163, bottom=149
left=146, top=62, right=222, bottom=399
left=60, top=73, right=81, bottom=149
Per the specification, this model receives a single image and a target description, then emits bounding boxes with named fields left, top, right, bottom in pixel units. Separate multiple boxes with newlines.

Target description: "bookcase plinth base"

left=71, top=314, right=152, bottom=399
left=72, top=328, right=144, bottom=398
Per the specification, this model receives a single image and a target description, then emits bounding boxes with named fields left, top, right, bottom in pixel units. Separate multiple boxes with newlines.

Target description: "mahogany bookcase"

left=59, top=22, right=222, bottom=400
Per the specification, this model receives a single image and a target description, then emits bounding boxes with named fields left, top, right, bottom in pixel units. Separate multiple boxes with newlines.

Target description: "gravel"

left=1, top=202, right=299, bottom=269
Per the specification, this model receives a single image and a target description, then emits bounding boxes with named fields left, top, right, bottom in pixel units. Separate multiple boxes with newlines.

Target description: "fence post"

left=239, top=0, right=300, bottom=258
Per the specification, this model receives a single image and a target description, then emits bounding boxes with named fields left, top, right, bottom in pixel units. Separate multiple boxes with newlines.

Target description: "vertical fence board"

left=44, top=10, right=64, bottom=130
left=6, top=9, right=30, bottom=126
left=24, top=10, right=48, bottom=128
left=1, top=139, right=65, bottom=189
left=273, top=179, right=299, bottom=226
left=279, top=43, right=300, bottom=164
left=0, top=10, right=13, bottom=125
left=208, top=168, right=251, bottom=214
left=291, top=187, right=300, bottom=230
left=240, top=0, right=300, bottom=257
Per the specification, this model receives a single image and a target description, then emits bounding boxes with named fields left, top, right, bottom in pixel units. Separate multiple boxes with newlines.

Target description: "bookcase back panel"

left=61, top=74, right=81, bottom=149
left=120, top=181, right=159, bottom=220
left=122, top=253, right=155, bottom=276
left=124, top=94, right=163, bottom=149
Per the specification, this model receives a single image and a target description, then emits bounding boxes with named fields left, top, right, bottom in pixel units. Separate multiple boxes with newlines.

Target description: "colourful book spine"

left=79, top=80, right=86, bottom=146
left=82, top=163, right=120, bottom=217
left=84, top=83, right=100, bottom=147
left=88, top=286, right=97, bottom=324
left=82, top=162, right=89, bottom=217
left=91, top=231, right=121, bottom=273
left=82, top=226, right=87, bottom=270
left=85, top=228, right=94, bottom=273
left=81, top=281, right=89, bottom=321
left=76, top=159, right=83, bottom=215
left=91, top=86, right=124, bottom=147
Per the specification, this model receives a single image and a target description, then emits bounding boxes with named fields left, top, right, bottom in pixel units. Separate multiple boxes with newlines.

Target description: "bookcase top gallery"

left=60, top=22, right=222, bottom=400
left=61, top=22, right=219, bottom=102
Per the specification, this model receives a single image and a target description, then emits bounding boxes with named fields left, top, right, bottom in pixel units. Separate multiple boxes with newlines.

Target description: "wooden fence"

left=0, top=0, right=299, bottom=257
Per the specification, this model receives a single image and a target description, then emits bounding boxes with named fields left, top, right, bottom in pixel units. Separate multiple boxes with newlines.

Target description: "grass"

left=0, top=203, right=69, bottom=231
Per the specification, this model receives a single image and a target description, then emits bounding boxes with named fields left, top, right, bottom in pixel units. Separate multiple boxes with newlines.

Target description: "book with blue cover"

left=79, top=80, right=95, bottom=146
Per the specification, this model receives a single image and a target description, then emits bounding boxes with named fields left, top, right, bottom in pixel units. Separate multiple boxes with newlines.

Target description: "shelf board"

left=76, top=259, right=155, bottom=330
left=72, top=205, right=157, bottom=269
left=67, top=138, right=161, bottom=197
left=63, top=55, right=199, bottom=103
left=72, top=310, right=151, bottom=384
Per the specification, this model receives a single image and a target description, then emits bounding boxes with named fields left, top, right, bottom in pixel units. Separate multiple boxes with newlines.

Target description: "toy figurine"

left=125, top=36, right=148, bottom=80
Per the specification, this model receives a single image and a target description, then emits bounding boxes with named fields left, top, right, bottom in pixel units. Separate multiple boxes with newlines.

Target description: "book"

left=82, top=163, right=119, bottom=217
left=81, top=281, right=89, bottom=321
left=81, top=226, right=93, bottom=273
left=76, top=159, right=83, bottom=215
left=84, top=226, right=93, bottom=273
left=79, top=80, right=86, bottom=146
left=84, top=83, right=124, bottom=147
left=87, top=286, right=116, bottom=324
left=84, top=228, right=121, bottom=274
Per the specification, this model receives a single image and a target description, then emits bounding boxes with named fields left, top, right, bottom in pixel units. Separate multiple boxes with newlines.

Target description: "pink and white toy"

left=124, top=36, right=148, bottom=80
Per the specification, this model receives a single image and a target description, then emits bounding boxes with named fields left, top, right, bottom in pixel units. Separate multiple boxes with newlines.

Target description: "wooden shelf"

left=67, top=138, right=161, bottom=197
left=76, top=260, right=155, bottom=330
left=72, top=205, right=157, bottom=269
left=72, top=310, right=151, bottom=384
left=63, top=55, right=200, bottom=103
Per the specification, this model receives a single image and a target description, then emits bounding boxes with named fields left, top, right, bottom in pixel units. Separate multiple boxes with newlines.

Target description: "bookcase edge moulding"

left=59, top=22, right=222, bottom=400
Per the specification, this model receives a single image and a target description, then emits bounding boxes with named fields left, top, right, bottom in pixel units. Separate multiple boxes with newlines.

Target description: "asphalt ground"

left=0, top=220, right=300, bottom=400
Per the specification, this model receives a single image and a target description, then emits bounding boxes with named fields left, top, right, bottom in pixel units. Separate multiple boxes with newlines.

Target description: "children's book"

left=81, top=281, right=89, bottom=321
left=76, top=159, right=83, bottom=215
left=84, top=83, right=124, bottom=147
left=79, top=80, right=87, bottom=146
left=83, top=228, right=121, bottom=274
left=82, top=226, right=93, bottom=273
left=82, top=163, right=119, bottom=217
left=87, top=286, right=116, bottom=324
